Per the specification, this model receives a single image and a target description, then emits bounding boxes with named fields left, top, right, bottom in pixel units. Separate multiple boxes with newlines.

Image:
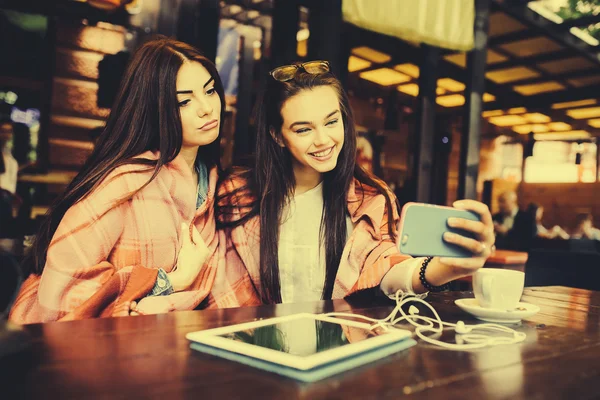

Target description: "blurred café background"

left=1, top=0, right=600, bottom=289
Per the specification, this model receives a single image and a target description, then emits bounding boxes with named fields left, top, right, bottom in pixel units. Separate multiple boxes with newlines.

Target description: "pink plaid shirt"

left=207, top=172, right=412, bottom=308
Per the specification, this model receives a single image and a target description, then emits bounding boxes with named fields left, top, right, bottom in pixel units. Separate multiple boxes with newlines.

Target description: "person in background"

left=492, top=191, right=529, bottom=250
left=571, top=213, right=600, bottom=241
left=0, top=121, right=18, bottom=236
left=10, top=37, right=225, bottom=323
left=527, top=203, right=569, bottom=240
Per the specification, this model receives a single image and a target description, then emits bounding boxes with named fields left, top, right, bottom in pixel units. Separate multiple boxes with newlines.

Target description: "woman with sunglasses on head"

left=205, top=60, right=496, bottom=307
left=10, top=37, right=225, bottom=323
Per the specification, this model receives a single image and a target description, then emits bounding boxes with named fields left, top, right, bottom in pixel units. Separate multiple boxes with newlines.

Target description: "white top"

left=278, top=181, right=422, bottom=304
left=278, top=182, right=354, bottom=303
left=0, top=150, right=18, bottom=194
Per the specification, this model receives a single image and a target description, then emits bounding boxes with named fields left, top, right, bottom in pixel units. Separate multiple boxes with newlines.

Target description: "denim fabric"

left=148, top=268, right=174, bottom=297
left=196, top=160, right=208, bottom=208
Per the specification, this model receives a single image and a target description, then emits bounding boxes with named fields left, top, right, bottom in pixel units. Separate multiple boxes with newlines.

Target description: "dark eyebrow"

left=324, top=110, right=340, bottom=120
left=289, top=110, right=340, bottom=129
left=177, top=77, right=215, bottom=95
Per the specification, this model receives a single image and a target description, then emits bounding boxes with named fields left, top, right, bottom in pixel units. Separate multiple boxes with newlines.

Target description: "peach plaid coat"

left=9, top=151, right=219, bottom=324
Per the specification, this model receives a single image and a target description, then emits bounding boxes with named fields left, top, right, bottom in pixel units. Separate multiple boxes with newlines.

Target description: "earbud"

left=323, top=289, right=527, bottom=351
left=455, top=320, right=471, bottom=334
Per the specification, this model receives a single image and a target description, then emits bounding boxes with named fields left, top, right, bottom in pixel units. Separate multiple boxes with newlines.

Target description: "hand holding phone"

left=398, top=202, right=482, bottom=258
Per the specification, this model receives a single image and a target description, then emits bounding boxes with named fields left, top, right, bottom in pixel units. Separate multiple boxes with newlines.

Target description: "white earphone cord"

left=325, top=290, right=526, bottom=350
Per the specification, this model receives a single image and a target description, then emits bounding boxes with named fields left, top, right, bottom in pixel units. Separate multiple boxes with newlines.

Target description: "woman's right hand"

left=167, top=222, right=210, bottom=292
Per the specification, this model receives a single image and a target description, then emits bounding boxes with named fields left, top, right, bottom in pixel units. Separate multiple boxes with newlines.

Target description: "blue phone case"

left=398, top=203, right=480, bottom=258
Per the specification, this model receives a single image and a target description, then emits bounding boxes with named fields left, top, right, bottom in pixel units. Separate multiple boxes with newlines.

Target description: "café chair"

left=569, top=238, right=598, bottom=253
left=525, top=249, right=600, bottom=291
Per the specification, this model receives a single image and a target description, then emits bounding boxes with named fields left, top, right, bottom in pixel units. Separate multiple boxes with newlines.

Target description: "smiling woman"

left=274, top=86, right=344, bottom=193
left=209, top=61, right=496, bottom=308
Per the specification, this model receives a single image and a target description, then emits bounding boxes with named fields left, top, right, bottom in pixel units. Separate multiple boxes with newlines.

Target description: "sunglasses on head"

left=269, top=60, right=330, bottom=82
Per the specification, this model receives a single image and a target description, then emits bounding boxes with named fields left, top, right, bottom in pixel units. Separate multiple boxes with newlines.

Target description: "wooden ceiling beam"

left=492, top=0, right=600, bottom=67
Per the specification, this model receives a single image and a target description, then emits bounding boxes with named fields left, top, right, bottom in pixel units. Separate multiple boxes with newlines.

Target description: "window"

left=524, top=141, right=597, bottom=183
left=500, top=141, right=523, bottom=182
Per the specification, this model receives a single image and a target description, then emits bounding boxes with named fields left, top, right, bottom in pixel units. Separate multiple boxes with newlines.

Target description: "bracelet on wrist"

left=419, top=256, right=449, bottom=292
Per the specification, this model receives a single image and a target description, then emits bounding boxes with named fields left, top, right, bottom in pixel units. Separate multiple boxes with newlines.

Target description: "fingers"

left=129, top=301, right=139, bottom=316
left=454, top=200, right=493, bottom=227
left=438, top=256, right=485, bottom=270
left=443, top=231, right=485, bottom=255
left=447, top=217, right=487, bottom=237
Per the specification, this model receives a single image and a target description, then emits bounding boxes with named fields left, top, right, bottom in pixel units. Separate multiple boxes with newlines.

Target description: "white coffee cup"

left=473, top=268, right=525, bottom=310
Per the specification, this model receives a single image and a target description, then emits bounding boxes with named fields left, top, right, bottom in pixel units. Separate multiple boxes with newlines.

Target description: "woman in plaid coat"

left=10, top=37, right=225, bottom=323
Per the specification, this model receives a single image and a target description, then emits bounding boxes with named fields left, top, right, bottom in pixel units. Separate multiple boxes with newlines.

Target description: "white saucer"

left=455, top=298, right=540, bottom=324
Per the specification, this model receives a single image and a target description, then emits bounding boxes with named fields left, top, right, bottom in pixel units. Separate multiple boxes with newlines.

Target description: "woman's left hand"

left=438, top=199, right=496, bottom=277
left=129, top=297, right=171, bottom=316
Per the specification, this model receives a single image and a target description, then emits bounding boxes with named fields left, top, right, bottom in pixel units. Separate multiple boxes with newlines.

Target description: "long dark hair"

left=26, top=36, right=225, bottom=275
left=218, top=68, right=397, bottom=304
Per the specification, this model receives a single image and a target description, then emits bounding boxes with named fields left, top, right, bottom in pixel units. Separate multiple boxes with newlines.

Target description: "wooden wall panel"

left=49, top=115, right=105, bottom=142
left=51, top=78, right=110, bottom=120
left=48, top=139, right=94, bottom=169
left=48, top=123, right=96, bottom=142
left=55, top=24, right=126, bottom=54
left=46, top=21, right=124, bottom=171
left=55, top=48, right=104, bottom=81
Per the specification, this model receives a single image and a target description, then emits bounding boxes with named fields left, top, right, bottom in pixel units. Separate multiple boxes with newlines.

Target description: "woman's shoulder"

left=102, top=162, right=155, bottom=191
left=86, top=157, right=158, bottom=206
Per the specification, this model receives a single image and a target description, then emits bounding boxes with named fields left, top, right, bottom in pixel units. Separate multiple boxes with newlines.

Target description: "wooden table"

left=2, top=286, right=600, bottom=399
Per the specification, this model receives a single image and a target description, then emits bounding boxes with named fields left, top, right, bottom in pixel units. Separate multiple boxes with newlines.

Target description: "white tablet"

left=186, top=313, right=416, bottom=382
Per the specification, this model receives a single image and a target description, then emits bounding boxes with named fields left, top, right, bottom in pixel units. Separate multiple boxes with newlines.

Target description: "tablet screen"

left=217, top=316, right=381, bottom=357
